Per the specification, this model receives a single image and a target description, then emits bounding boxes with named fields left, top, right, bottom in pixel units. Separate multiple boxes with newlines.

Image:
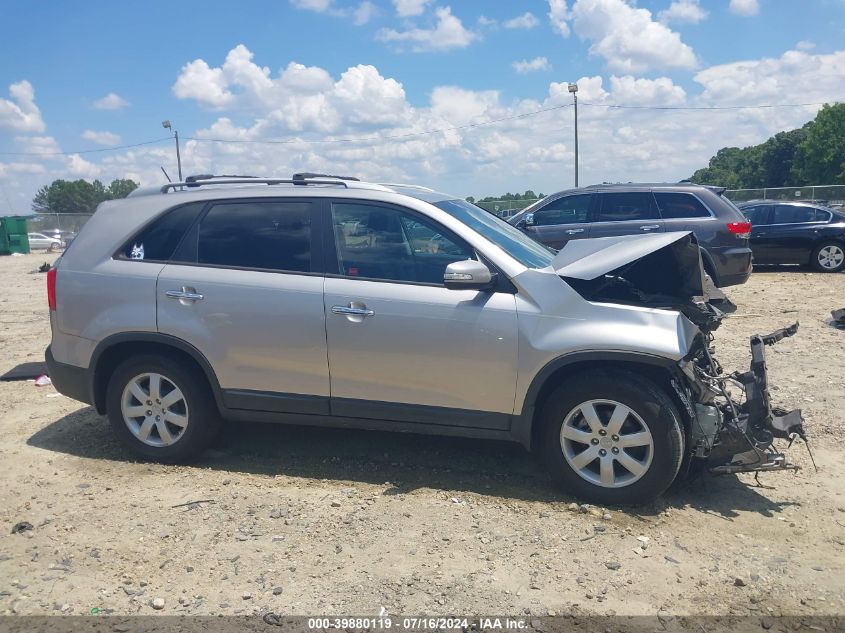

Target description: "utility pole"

left=568, top=83, right=579, bottom=187
left=161, top=120, right=183, bottom=182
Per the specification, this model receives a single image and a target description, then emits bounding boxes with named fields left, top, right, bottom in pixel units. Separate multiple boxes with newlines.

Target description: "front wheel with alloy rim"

left=539, top=370, right=684, bottom=505
left=811, top=242, right=845, bottom=272
left=106, top=355, right=222, bottom=463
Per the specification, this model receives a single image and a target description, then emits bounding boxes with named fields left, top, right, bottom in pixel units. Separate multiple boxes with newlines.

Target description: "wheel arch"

left=511, top=351, right=687, bottom=451
left=699, top=247, right=718, bottom=285
left=91, top=333, right=224, bottom=415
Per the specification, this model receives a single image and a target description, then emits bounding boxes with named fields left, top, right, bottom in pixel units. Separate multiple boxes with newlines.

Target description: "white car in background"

left=28, top=232, right=64, bottom=251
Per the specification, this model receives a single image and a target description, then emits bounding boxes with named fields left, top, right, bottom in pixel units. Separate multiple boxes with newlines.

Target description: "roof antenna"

left=160, top=166, right=172, bottom=183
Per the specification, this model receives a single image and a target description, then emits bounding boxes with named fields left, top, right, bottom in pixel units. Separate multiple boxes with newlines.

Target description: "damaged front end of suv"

left=555, top=231, right=809, bottom=478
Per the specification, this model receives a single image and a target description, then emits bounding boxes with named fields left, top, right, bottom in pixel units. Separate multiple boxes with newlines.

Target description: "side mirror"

left=523, top=212, right=535, bottom=227
left=443, top=259, right=495, bottom=291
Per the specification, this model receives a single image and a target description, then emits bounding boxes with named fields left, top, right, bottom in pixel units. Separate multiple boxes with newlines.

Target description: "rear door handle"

left=639, top=224, right=660, bottom=231
left=166, top=287, right=204, bottom=301
left=565, top=228, right=585, bottom=235
left=332, top=305, right=375, bottom=317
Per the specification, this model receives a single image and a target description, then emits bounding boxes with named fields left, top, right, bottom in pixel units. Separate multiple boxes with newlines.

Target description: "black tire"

left=810, top=241, right=845, bottom=273
left=106, top=354, right=222, bottom=463
left=538, top=370, right=685, bottom=506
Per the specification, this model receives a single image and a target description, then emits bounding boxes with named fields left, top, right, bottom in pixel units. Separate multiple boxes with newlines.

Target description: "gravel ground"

left=0, top=252, right=844, bottom=618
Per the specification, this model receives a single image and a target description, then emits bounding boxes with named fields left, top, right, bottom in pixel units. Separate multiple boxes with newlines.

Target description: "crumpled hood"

left=553, top=231, right=722, bottom=331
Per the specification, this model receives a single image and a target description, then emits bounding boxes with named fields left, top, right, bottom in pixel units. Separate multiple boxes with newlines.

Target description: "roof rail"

left=160, top=177, right=351, bottom=193
left=292, top=172, right=360, bottom=183
left=378, top=182, right=436, bottom=192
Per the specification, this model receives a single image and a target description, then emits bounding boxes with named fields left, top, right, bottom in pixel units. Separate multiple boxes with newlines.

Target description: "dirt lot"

left=1, top=252, right=844, bottom=618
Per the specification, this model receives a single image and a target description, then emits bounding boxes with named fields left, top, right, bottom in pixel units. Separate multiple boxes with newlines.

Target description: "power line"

left=0, top=136, right=173, bottom=157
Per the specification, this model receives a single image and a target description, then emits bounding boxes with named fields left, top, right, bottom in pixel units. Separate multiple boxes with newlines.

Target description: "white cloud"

left=571, top=0, right=698, bottom=73
left=392, top=0, right=432, bottom=16
left=354, top=0, right=378, bottom=24
left=16, top=135, right=61, bottom=154
left=658, top=0, right=708, bottom=24
left=376, top=6, right=478, bottom=52
left=81, top=130, right=121, bottom=146
left=93, top=92, right=129, bottom=110
left=66, top=154, right=100, bottom=178
left=477, top=15, right=497, bottom=28
left=796, top=40, right=814, bottom=51
left=504, top=12, right=539, bottom=29
left=512, top=57, right=552, bottom=74
left=290, top=0, right=334, bottom=12
left=0, top=81, right=45, bottom=133
left=694, top=49, right=845, bottom=106
left=608, top=75, right=687, bottom=106
left=729, top=0, right=760, bottom=16
left=548, top=0, right=571, bottom=36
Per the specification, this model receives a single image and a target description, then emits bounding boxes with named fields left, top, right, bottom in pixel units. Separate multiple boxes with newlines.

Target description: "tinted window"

left=332, top=203, right=473, bottom=284
left=654, top=192, right=710, bottom=219
left=197, top=201, right=312, bottom=272
left=597, top=192, right=659, bottom=222
left=533, top=194, right=592, bottom=226
left=435, top=199, right=554, bottom=268
left=740, top=205, right=771, bottom=225
left=123, top=203, right=204, bottom=261
left=773, top=205, right=826, bottom=224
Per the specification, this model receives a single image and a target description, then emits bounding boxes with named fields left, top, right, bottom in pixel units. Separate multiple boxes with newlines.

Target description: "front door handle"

left=639, top=224, right=660, bottom=231
left=166, top=287, right=204, bottom=302
left=565, top=228, right=585, bottom=235
left=332, top=305, right=375, bottom=317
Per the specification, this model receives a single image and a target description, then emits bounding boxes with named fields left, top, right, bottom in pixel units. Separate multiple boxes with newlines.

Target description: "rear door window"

left=654, top=192, right=711, bottom=219
left=121, top=202, right=205, bottom=261
left=532, top=194, right=592, bottom=226
left=773, top=205, right=825, bottom=224
left=596, top=192, right=659, bottom=222
left=196, top=201, right=314, bottom=272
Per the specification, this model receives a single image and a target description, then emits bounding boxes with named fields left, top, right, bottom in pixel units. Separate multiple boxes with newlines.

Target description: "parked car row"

left=27, top=232, right=64, bottom=251
left=508, top=183, right=753, bottom=287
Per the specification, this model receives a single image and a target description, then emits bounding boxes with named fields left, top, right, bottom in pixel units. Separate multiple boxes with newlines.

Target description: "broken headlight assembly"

left=677, top=322, right=815, bottom=477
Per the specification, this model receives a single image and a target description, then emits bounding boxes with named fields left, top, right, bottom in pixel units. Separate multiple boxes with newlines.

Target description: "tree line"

left=690, top=103, right=845, bottom=189
left=32, top=178, right=139, bottom=214
left=466, top=190, right=546, bottom=204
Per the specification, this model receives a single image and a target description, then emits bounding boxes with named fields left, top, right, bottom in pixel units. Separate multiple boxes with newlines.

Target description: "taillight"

left=727, top=221, right=752, bottom=239
left=47, top=267, right=57, bottom=311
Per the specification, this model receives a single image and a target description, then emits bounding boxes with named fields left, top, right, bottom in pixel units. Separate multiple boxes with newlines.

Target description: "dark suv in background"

left=508, top=183, right=753, bottom=287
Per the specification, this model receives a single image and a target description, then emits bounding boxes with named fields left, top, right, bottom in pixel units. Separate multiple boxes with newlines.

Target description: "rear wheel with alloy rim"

left=106, top=354, right=221, bottom=462
left=539, top=370, right=684, bottom=505
left=811, top=242, right=845, bottom=272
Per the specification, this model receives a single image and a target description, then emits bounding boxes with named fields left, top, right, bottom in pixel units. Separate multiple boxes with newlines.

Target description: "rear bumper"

left=45, top=345, right=92, bottom=405
left=708, top=245, right=753, bottom=287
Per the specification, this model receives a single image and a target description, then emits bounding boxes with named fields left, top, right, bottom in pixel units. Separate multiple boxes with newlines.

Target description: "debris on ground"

left=10, top=521, right=33, bottom=535
left=831, top=308, right=845, bottom=329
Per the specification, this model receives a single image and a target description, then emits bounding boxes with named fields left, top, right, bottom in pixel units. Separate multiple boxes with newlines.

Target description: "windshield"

left=434, top=199, right=555, bottom=269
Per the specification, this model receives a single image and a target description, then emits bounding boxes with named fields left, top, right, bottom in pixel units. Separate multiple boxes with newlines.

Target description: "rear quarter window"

left=120, top=202, right=205, bottom=262
left=654, top=192, right=711, bottom=219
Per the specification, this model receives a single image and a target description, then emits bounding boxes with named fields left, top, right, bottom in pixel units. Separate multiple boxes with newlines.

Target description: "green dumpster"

left=0, top=216, right=31, bottom=255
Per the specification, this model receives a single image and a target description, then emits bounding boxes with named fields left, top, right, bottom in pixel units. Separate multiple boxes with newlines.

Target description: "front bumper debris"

left=679, top=322, right=810, bottom=477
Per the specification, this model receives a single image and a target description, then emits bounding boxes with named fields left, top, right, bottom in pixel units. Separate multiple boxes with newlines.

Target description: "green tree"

left=465, top=196, right=475, bottom=203
left=31, top=178, right=139, bottom=214
left=792, top=103, right=845, bottom=184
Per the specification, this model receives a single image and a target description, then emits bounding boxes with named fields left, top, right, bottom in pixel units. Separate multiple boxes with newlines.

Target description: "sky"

left=1, top=0, right=845, bottom=213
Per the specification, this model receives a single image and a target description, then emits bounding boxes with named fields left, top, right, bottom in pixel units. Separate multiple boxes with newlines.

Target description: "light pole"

left=161, top=120, right=183, bottom=182
left=568, top=82, right=579, bottom=187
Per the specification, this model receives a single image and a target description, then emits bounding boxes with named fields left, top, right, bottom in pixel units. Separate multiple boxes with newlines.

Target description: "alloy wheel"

left=121, top=372, right=189, bottom=447
left=559, top=399, right=654, bottom=488
left=817, top=245, right=844, bottom=270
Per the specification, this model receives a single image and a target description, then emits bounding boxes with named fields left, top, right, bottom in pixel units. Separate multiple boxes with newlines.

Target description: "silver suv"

left=45, top=174, right=807, bottom=504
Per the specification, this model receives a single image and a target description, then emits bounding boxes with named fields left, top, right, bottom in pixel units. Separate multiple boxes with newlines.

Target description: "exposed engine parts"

left=679, top=322, right=812, bottom=478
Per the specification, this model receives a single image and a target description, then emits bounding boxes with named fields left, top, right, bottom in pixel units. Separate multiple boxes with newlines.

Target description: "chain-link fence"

left=724, top=185, right=845, bottom=205
left=475, top=199, right=541, bottom=218
left=25, top=213, right=93, bottom=238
